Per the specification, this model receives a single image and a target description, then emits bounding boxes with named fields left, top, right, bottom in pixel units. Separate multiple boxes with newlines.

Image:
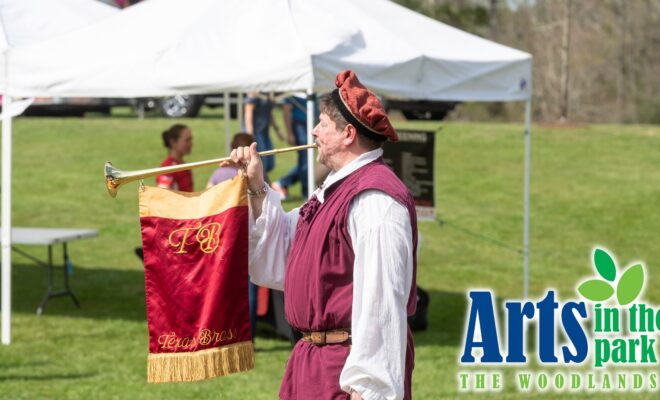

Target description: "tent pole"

left=306, top=88, right=315, bottom=198
left=224, top=92, right=231, bottom=154
left=237, top=93, right=244, bottom=129
left=523, top=99, right=532, bottom=299
left=1, top=96, right=13, bottom=345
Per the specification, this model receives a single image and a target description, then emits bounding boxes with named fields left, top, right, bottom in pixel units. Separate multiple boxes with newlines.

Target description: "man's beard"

left=315, top=141, right=332, bottom=169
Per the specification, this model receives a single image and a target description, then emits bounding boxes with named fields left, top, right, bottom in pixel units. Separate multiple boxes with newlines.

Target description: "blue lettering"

left=505, top=301, right=535, bottom=362
left=461, top=290, right=590, bottom=365
left=460, top=291, right=503, bottom=362
left=561, top=302, right=588, bottom=363
left=537, top=291, right=559, bottom=362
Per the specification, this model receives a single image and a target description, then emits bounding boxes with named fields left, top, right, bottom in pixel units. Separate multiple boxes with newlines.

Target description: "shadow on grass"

left=412, top=289, right=467, bottom=348
left=0, top=361, right=49, bottom=370
left=0, top=372, right=97, bottom=381
left=415, top=290, right=539, bottom=357
left=12, top=262, right=147, bottom=322
left=11, top=263, right=480, bottom=351
left=254, top=344, right=293, bottom=353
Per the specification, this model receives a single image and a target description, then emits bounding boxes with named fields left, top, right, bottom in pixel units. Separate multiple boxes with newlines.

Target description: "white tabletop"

left=0, top=227, right=98, bottom=246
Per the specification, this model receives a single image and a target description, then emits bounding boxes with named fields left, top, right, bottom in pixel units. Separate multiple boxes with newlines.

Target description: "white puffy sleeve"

left=248, top=188, right=300, bottom=291
left=339, top=190, right=414, bottom=400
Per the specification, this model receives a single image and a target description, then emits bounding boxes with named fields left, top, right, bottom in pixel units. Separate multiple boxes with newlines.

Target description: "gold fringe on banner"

left=147, top=341, right=254, bottom=383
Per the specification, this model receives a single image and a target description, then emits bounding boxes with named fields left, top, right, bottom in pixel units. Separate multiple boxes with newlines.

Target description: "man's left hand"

left=350, top=390, right=363, bottom=400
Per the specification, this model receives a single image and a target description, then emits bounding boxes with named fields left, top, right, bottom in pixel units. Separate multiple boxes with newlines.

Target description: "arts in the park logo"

left=458, top=247, right=658, bottom=393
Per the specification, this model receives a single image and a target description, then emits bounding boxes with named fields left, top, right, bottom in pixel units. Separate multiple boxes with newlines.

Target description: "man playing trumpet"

left=231, top=70, right=417, bottom=400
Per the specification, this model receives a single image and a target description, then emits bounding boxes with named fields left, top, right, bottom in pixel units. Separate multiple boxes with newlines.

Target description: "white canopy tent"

left=0, top=0, right=116, bottom=48
left=2, top=0, right=530, bottom=99
left=0, top=0, right=118, bottom=91
left=0, top=0, right=119, bottom=345
left=1, top=0, right=532, bottom=345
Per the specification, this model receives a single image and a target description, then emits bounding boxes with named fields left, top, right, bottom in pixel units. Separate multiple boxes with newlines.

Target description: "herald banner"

left=138, top=176, right=253, bottom=383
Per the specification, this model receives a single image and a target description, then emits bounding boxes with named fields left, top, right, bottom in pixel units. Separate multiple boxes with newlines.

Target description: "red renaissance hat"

left=331, top=70, right=399, bottom=142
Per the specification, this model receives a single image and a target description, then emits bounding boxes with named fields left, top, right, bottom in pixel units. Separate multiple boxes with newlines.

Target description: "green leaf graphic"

left=616, top=264, right=644, bottom=305
left=593, top=248, right=617, bottom=282
left=577, top=279, right=614, bottom=302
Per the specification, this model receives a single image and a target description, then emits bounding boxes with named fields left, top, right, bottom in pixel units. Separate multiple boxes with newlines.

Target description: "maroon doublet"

left=280, top=158, right=418, bottom=400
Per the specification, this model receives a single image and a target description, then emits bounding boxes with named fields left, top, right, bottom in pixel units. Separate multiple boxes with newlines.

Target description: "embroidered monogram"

left=167, top=222, right=222, bottom=254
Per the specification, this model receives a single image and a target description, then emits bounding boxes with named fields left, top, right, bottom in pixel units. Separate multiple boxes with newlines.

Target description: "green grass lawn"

left=0, top=107, right=658, bottom=399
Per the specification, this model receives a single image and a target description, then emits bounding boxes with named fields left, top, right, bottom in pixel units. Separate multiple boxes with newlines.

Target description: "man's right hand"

left=230, top=142, right=264, bottom=192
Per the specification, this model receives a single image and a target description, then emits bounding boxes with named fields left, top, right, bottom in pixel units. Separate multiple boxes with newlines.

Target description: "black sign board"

left=382, top=130, right=436, bottom=220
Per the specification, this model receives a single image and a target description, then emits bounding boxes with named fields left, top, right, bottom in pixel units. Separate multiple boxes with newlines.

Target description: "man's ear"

left=343, top=124, right=358, bottom=146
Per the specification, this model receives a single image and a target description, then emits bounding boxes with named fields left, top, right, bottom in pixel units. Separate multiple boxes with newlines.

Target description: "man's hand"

left=350, top=390, right=363, bottom=400
left=229, top=142, right=264, bottom=192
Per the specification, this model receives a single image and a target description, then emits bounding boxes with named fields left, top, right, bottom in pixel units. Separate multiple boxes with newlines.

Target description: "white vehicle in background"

left=140, top=94, right=237, bottom=118
left=154, top=94, right=458, bottom=120
left=14, top=94, right=457, bottom=120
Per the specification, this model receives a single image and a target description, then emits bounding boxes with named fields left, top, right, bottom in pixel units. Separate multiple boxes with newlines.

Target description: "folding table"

left=2, top=227, right=98, bottom=315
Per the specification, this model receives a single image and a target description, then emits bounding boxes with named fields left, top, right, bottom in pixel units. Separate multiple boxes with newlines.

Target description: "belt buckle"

left=311, top=331, right=326, bottom=345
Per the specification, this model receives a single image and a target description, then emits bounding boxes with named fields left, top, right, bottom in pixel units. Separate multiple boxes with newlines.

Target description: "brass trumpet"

left=105, top=143, right=317, bottom=198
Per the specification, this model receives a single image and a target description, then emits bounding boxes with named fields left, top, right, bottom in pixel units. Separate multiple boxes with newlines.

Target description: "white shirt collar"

left=315, top=148, right=384, bottom=203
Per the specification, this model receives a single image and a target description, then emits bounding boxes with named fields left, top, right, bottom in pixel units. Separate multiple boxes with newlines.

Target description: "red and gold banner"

left=139, top=176, right=253, bottom=383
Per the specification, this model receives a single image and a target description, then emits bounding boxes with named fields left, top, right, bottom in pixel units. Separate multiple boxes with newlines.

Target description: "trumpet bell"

left=105, top=162, right=121, bottom=198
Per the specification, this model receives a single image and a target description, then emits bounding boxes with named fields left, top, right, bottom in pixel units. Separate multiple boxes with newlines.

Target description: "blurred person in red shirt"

left=136, top=123, right=194, bottom=262
left=157, top=124, right=193, bottom=192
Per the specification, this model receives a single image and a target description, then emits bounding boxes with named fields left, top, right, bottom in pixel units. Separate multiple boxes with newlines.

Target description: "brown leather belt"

left=301, top=329, right=351, bottom=345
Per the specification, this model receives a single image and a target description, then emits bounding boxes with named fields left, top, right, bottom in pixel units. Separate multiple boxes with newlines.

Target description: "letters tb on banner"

left=138, top=176, right=253, bottom=383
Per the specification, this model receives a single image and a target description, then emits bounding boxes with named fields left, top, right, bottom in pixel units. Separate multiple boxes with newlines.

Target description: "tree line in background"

left=395, top=0, right=660, bottom=124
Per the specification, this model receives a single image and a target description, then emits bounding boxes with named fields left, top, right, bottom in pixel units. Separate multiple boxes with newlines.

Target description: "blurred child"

left=206, top=133, right=256, bottom=188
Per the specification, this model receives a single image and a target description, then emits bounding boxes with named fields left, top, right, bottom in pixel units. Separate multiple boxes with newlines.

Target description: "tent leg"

left=237, top=93, right=244, bottom=129
left=136, top=101, right=145, bottom=120
left=306, top=88, right=315, bottom=198
left=523, top=99, right=532, bottom=298
left=1, top=96, right=13, bottom=345
left=224, top=92, right=231, bottom=154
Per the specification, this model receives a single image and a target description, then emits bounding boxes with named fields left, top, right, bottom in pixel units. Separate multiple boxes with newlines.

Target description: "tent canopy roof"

left=0, top=0, right=117, bottom=49
left=3, top=0, right=531, bottom=102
